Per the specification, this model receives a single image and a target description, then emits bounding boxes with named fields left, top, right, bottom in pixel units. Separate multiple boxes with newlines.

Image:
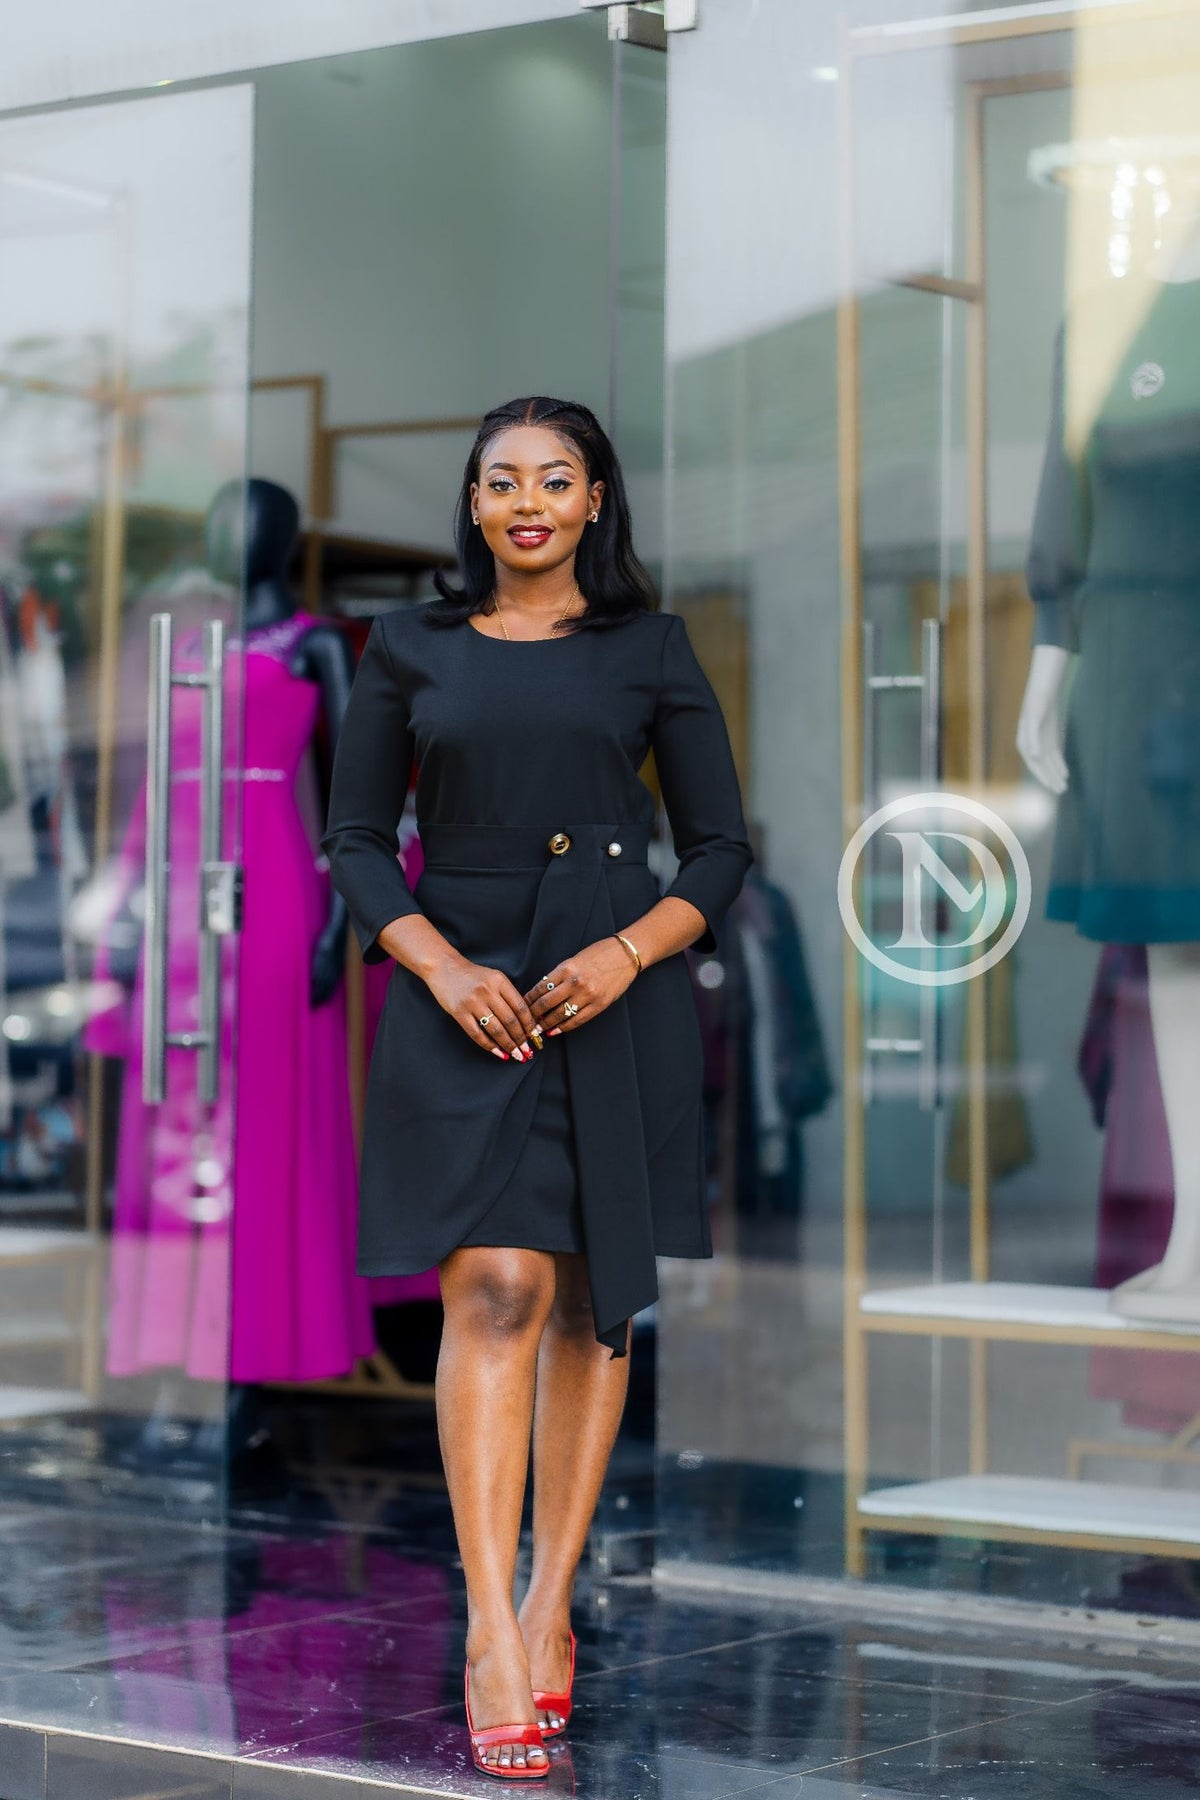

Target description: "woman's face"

left=470, top=423, right=605, bottom=581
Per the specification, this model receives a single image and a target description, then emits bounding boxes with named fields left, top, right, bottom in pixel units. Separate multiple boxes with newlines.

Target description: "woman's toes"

left=489, top=1737, right=547, bottom=1769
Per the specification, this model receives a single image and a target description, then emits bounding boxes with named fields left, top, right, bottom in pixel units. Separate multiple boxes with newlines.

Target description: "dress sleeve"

left=320, top=615, right=422, bottom=964
left=651, top=612, right=755, bottom=955
left=1025, top=318, right=1088, bottom=654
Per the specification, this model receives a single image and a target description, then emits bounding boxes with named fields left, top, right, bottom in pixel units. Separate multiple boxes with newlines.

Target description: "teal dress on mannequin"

left=1027, top=279, right=1200, bottom=942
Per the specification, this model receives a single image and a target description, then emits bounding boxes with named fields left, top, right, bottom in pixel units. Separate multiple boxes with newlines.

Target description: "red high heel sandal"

left=464, top=1664, right=549, bottom=1782
left=531, top=1629, right=577, bottom=1738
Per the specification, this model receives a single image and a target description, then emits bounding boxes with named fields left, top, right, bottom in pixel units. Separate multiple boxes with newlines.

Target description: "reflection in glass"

left=86, top=476, right=374, bottom=1405
left=661, top=0, right=1200, bottom=1606
left=0, top=88, right=252, bottom=1515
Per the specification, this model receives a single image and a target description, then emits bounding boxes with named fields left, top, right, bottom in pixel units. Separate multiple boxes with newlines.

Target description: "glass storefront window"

left=0, top=85, right=253, bottom=1521
left=660, top=0, right=1200, bottom=1610
left=0, top=3, right=649, bottom=1545
left=0, top=0, right=1197, bottom=1652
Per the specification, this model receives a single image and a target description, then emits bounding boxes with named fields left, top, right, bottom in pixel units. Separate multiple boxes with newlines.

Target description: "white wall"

left=248, top=18, right=617, bottom=550
left=0, top=0, right=578, bottom=113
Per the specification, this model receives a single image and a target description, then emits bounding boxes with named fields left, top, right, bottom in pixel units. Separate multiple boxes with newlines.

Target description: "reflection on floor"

left=656, top=1458, right=1200, bottom=1620
left=0, top=1418, right=1197, bottom=1797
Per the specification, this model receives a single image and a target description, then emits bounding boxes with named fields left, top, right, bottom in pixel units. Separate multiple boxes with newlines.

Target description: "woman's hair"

left=423, top=396, right=659, bottom=632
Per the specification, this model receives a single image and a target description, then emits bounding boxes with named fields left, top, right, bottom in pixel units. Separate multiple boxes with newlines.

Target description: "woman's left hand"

left=524, top=936, right=638, bottom=1038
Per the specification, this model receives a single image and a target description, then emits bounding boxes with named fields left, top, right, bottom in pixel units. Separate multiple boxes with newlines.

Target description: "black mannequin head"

left=206, top=478, right=301, bottom=591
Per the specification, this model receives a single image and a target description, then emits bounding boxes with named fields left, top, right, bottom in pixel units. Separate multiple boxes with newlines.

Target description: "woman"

left=321, top=396, right=752, bottom=1779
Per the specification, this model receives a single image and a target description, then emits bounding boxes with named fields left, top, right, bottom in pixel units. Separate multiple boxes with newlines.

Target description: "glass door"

left=657, top=0, right=844, bottom=1580
left=0, top=85, right=253, bottom=1525
left=659, top=0, right=1200, bottom=1617
left=842, top=1, right=1200, bottom=1606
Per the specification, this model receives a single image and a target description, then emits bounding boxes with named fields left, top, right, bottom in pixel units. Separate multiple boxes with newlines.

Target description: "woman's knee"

left=443, top=1249, right=555, bottom=1341
left=548, top=1256, right=597, bottom=1339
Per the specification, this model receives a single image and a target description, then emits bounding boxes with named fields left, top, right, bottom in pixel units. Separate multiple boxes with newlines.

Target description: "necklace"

left=491, top=583, right=582, bottom=641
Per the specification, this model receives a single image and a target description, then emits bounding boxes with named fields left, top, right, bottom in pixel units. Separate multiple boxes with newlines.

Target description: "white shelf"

left=0, top=1228, right=97, bottom=1263
left=0, top=1388, right=92, bottom=1421
left=860, top=1475, right=1200, bottom=1549
left=859, top=1281, right=1200, bottom=1344
left=0, top=1317, right=76, bottom=1347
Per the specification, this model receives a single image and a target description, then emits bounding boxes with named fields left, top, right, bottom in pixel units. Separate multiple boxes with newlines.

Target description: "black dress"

left=320, top=604, right=754, bottom=1354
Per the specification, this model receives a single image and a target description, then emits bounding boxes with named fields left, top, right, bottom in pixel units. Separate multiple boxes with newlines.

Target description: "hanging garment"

left=1027, top=283, right=1200, bottom=941
left=729, top=871, right=832, bottom=1235
left=322, top=607, right=754, bottom=1355
left=0, top=584, right=35, bottom=884
left=1078, top=942, right=1200, bottom=1433
left=4, top=590, right=86, bottom=995
left=0, top=584, right=36, bottom=1133
left=86, top=611, right=375, bottom=1383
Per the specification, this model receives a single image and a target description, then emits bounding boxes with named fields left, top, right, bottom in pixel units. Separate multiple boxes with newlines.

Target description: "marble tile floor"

left=0, top=1501, right=1197, bottom=1799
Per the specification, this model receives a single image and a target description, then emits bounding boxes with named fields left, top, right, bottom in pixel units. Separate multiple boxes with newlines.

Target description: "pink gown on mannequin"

left=86, top=610, right=376, bottom=1382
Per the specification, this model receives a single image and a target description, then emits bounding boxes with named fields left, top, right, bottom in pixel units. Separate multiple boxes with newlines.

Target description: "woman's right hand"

left=424, top=954, right=542, bottom=1061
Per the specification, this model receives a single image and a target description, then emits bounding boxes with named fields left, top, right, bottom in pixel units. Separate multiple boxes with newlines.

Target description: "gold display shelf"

left=0, top=1228, right=98, bottom=1264
left=847, top=1281, right=1200, bottom=1571
left=858, top=1474, right=1200, bottom=1561
left=0, top=1387, right=93, bottom=1422
left=859, top=1282, right=1200, bottom=1353
left=267, top=1350, right=435, bottom=1404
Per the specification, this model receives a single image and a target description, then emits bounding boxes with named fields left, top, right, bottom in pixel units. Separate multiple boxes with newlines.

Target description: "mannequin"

left=206, top=478, right=354, bottom=1006
left=87, top=477, right=375, bottom=1409
left=1017, top=200, right=1200, bottom=1323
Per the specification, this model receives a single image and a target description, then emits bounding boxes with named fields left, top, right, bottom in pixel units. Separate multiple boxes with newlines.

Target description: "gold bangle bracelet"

left=615, top=931, right=642, bottom=974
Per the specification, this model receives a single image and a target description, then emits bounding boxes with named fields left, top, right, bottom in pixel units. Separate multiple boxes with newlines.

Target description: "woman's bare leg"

left=518, top=1252, right=631, bottom=1729
left=438, top=1245, right=557, bottom=1772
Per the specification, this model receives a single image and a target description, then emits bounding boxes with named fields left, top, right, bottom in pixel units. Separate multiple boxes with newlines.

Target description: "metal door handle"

left=861, top=616, right=943, bottom=1108
left=142, top=613, right=173, bottom=1105
left=916, top=617, right=942, bottom=1111
left=142, top=614, right=242, bottom=1105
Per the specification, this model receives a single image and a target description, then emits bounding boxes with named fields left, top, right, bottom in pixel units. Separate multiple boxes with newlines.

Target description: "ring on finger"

left=478, top=1014, right=492, bottom=1028
left=562, top=1000, right=580, bottom=1018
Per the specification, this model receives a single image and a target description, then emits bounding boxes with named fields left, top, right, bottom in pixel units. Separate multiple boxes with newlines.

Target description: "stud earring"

left=590, top=511, right=599, bottom=523
left=472, top=515, right=479, bottom=525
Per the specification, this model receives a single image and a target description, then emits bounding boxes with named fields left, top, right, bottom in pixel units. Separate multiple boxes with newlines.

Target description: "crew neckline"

left=465, top=613, right=588, bottom=644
